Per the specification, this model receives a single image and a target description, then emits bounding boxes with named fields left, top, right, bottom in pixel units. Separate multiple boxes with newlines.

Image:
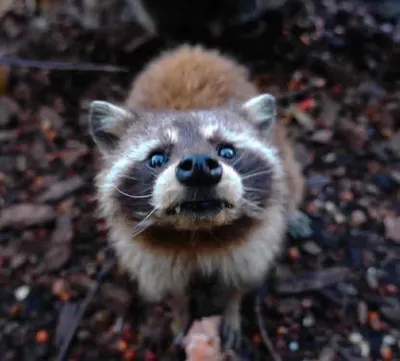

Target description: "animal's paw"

left=219, top=317, right=242, bottom=352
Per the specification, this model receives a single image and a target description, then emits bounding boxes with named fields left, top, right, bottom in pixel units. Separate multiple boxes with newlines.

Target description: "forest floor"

left=0, top=1, right=399, bottom=360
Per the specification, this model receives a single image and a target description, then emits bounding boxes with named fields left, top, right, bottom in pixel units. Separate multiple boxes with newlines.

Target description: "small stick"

left=254, top=294, right=282, bottom=361
left=0, top=57, right=128, bottom=72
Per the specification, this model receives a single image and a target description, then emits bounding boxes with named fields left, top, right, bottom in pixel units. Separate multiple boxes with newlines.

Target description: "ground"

left=0, top=1, right=399, bottom=361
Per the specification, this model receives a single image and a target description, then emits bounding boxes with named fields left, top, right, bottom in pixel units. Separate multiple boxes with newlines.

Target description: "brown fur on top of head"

left=126, top=44, right=258, bottom=110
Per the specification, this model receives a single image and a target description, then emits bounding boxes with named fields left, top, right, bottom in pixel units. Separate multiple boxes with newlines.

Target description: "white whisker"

left=114, top=186, right=152, bottom=199
left=119, top=175, right=138, bottom=181
left=243, top=186, right=265, bottom=192
left=241, top=169, right=272, bottom=180
left=130, top=208, right=157, bottom=238
left=230, top=153, right=246, bottom=167
left=243, top=198, right=264, bottom=211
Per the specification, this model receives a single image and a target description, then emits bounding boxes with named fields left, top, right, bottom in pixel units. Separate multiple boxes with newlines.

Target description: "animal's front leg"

left=166, top=294, right=190, bottom=345
left=220, top=292, right=243, bottom=351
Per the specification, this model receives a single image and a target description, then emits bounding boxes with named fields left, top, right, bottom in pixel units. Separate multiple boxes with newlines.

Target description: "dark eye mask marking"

left=230, top=149, right=272, bottom=209
left=115, top=162, right=158, bottom=221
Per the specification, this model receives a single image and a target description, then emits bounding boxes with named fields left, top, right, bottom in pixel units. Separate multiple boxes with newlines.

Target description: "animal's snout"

left=175, top=154, right=222, bottom=187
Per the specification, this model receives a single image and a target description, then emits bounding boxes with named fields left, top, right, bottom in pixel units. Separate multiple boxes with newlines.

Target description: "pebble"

left=366, top=267, right=379, bottom=289
left=0, top=130, right=17, bottom=142
left=382, top=335, right=396, bottom=346
left=289, top=341, right=299, bottom=352
left=14, top=285, right=30, bottom=301
left=381, top=346, right=393, bottom=361
left=307, top=174, right=331, bottom=190
left=302, top=315, right=315, bottom=327
left=38, top=106, right=65, bottom=131
left=391, top=170, right=400, bottom=185
left=384, top=215, right=400, bottom=242
left=288, top=211, right=313, bottom=239
left=301, top=241, right=322, bottom=255
left=15, top=156, right=27, bottom=172
left=357, top=301, right=368, bottom=325
left=359, top=340, right=371, bottom=357
left=323, top=152, right=336, bottom=164
left=325, top=202, right=337, bottom=213
left=35, top=330, right=49, bottom=343
left=10, top=253, right=27, bottom=269
left=317, top=347, right=335, bottom=361
left=349, top=332, right=363, bottom=344
left=52, top=279, right=68, bottom=296
left=350, top=210, right=367, bottom=226
left=334, top=213, right=347, bottom=224
left=77, top=329, right=91, bottom=341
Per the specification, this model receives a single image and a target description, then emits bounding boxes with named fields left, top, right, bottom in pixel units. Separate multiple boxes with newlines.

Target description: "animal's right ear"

left=241, top=93, right=277, bottom=134
left=88, top=101, right=132, bottom=154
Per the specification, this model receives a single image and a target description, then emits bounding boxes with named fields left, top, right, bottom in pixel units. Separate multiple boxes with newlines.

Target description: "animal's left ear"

left=88, top=100, right=133, bottom=154
left=241, top=93, right=277, bottom=133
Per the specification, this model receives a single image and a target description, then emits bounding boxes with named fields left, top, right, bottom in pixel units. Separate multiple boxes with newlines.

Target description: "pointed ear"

left=88, top=100, right=132, bottom=153
left=242, top=93, right=277, bottom=133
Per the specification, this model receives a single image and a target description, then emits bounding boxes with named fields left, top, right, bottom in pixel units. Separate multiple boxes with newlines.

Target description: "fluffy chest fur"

left=107, top=205, right=286, bottom=301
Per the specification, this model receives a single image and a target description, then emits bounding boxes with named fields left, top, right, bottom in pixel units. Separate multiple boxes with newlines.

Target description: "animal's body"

left=89, top=45, right=304, bottom=348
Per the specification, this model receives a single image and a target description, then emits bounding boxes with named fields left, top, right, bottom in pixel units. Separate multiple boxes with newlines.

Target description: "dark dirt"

left=0, top=0, right=399, bottom=360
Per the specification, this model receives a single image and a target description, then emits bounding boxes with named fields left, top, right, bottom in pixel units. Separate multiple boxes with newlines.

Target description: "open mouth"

left=167, top=199, right=233, bottom=217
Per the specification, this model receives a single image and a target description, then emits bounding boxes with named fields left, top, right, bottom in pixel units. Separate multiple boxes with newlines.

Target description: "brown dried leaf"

left=37, top=176, right=85, bottom=202
left=276, top=267, right=352, bottom=294
left=0, top=203, right=56, bottom=229
left=44, top=244, right=71, bottom=271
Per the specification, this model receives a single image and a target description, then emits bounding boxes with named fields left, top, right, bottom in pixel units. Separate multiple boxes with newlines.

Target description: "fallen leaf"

left=0, top=203, right=56, bottom=229
left=37, top=176, right=85, bottom=202
left=276, top=267, right=352, bottom=294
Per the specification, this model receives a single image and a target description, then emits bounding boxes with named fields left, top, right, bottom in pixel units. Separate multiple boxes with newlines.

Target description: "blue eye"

left=217, top=145, right=236, bottom=160
left=148, top=152, right=168, bottom=168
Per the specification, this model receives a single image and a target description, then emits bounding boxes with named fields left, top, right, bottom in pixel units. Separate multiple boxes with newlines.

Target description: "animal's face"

left=89, top=94, right=285, bottom=236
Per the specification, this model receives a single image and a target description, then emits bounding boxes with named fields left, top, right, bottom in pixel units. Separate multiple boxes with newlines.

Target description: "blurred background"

left=0, top=0, right=399, bottom=360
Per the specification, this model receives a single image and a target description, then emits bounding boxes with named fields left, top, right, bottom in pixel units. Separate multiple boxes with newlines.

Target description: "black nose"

left=176, top=154, right=223, bottom=187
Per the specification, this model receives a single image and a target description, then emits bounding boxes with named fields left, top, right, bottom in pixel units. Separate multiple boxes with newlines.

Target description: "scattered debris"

left=1, top=0, right=400, bottom=360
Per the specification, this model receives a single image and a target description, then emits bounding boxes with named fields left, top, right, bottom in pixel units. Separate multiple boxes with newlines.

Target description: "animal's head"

left=89, top=94, right=287, bottom=249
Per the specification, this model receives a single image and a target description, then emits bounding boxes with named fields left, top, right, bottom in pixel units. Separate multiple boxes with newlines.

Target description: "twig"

left=254, top=294, right=282, bottom=361
left=55, top=258, right=116, bottom=361
left=0, top=57, right=129, bottom=72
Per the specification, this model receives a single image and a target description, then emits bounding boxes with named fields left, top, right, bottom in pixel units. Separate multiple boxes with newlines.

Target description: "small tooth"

left=175, top=205, right=181, bottom=214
